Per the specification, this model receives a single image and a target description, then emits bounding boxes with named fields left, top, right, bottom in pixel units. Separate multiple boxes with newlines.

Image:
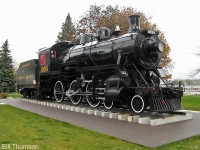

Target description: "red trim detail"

left=161, top=99, right=165, bottom=108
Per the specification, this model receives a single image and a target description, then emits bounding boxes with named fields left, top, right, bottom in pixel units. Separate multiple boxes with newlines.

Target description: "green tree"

left=0, top=40, right=15, bottom=92
left=78, top=5, right=172, bottom=79
left=56, top=13, right=76, bottom=43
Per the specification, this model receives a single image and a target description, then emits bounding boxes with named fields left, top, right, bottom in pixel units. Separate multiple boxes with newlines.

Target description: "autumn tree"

left=56, top=13, right=76, bottom=43
left=0, top=40, right=15, bottom=92
left=77, top=5, right=172, bottom=79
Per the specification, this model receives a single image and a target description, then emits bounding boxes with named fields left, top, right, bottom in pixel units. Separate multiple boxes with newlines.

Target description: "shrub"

left=0, top=93, right=9, bottom=99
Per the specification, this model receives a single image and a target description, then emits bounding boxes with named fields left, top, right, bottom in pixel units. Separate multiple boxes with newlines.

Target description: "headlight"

left=158, top=42, right=164, bottom=53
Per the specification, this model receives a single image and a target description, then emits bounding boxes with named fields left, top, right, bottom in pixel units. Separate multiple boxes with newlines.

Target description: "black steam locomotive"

left=16, top=15, right=183, bottom=113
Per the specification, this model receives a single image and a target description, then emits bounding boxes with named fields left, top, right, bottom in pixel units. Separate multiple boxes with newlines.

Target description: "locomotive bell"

left=114, top=25, right=121, bottom=32
left=128, top=15, right=140, bottom=33
left=113, top=25, right=122, bottom=37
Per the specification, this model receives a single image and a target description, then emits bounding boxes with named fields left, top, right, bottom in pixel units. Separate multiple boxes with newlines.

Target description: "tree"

left=77, top=5, right=172, bottom=79
left=0, top=40, right=15, bottom=92
left=56, top=13, right=76, bottom=43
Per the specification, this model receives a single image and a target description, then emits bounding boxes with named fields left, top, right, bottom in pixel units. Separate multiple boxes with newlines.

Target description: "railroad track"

left=18, top=98, right=193, bottom=126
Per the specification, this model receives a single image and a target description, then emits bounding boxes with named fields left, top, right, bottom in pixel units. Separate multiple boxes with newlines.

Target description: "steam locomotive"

left=16, top=15, right=183, bottom=113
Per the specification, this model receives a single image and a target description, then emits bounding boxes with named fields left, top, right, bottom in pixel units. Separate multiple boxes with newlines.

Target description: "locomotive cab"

left=50, top=42, right=73, bottom=71
left=38, top=42, right=73, bottom=74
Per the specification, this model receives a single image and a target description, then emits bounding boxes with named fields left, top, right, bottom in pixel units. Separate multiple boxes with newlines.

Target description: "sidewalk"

left=1, top=99, right=200, bottom=147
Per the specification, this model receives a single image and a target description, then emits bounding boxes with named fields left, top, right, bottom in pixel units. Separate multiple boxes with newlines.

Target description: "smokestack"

left=128, top=15, right=140, bottom=33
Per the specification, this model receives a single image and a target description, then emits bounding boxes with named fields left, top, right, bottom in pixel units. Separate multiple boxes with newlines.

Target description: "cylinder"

left=128, top=15, right=140, bottom=33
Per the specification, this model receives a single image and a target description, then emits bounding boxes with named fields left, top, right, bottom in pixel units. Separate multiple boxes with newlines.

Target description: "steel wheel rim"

left=131, top=95, right=144, bottom=113
left=103, top=100, right=113, bottom=110
left=70, top=80, right=82, bottom=105
left=54, top=81, right=64, bottom=103
left=86, top=81, right=101, bottom=107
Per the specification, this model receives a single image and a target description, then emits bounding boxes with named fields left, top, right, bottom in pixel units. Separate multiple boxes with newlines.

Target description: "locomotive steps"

left=19, top=98, right=193, bottom=126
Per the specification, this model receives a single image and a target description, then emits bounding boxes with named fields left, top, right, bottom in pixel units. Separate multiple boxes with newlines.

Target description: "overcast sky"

left=0, top=0, right=200, bottom=79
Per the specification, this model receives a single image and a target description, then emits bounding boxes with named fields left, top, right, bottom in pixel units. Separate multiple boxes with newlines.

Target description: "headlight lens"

left=158, top=42, right=164, bottom=52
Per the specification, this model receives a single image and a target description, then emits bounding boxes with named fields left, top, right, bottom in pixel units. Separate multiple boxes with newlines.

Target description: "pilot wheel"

left=131, top=95, right=145, bottom=113
left=103, top=100, right=114, bottom=110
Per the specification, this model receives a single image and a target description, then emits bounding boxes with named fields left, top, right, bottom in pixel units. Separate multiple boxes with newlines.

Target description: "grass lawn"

left=8, top=92, right=22, bottom=98
left=182, top=95, right=200, bottom=111
left=0, top=105, right=200, bottom=150
left=0, top=105, right=145, bottom=150
left=0, top=93, right=22, bottom=99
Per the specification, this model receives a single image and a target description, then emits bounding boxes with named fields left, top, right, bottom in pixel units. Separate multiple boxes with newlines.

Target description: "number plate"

left=147, top=30, right=156, bottom=34
left=40, top=65, right=49, bottom=73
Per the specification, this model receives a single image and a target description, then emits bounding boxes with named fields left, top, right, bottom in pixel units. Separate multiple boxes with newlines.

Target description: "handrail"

left=132, top=63, right=148, bottom=85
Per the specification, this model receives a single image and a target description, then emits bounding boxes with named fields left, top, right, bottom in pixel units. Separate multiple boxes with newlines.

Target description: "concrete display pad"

left=1, top=99, right=200, bottom=147
left=16, top=98, right=193, bottom=126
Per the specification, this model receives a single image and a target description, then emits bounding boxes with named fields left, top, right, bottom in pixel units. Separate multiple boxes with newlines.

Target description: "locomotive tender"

left=16, top=15, right=183, bottom=113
